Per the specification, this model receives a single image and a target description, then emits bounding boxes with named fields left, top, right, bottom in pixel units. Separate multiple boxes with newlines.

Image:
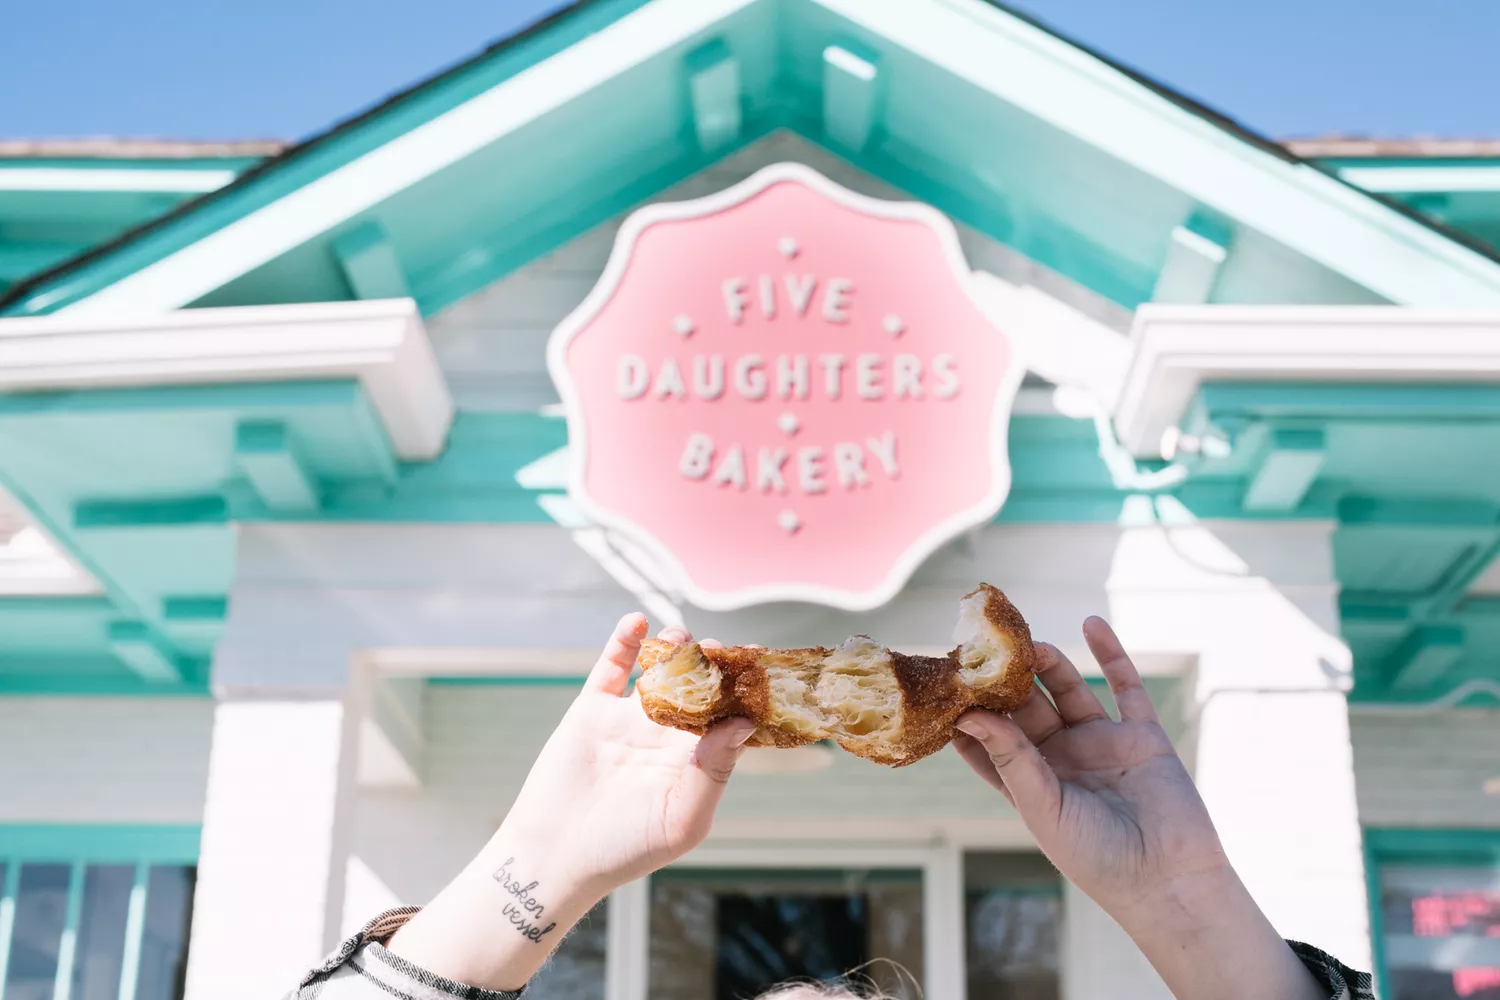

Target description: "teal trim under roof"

left=0, top=154, right=266, bottom=293
left=5, top=0, right=1500, bottom=318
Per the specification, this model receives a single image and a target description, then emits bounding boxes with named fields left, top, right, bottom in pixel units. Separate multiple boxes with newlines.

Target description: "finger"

left=1009, top=672, right=1065, bottom=746
left=585, top=613, right=649, bottom=696
left=1082, top=617, right=1160, bottom=724
left=952, top=734, right=1014, bottom=804
left=699, top=638, right=724, bottom=650
left=670, top=718, right=758, bottom=841
left=658, top=625, right=691, bottom=644
left=1036, top=641, right=1110, bottom=726
left=954, top=711, right=1061, bottom=829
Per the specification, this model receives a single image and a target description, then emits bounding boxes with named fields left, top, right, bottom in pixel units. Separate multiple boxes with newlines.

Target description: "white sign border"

left=546, top=161, right=1025, bottom=612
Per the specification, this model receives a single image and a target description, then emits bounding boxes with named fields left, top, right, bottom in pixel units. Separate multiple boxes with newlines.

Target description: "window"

left=648, top=867, right=924, bottom=999
left=964, top=852, right=1062, bottom=1000
left=526, top=900, right=606, bottom=1000
left=0, top=827, right=198, bottom=1000
left=1368, top=829, right=1500, bottom=1000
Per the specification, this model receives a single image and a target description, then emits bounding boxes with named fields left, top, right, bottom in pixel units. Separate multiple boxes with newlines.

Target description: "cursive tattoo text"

left=491, top=857, right=558, bottom=943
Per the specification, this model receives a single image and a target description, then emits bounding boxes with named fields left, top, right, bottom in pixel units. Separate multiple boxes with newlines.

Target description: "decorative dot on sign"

left=673, top=315, right=695, bottom=337
left=883, top=314, right=905, bottom=336
left=777, top=509, right=801, bottom=534
left=776, top=412, right=801, bottom=436
left=777, top=236, right=800, bottom=259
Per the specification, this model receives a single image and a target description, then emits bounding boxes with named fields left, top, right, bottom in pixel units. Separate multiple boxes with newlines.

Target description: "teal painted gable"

left=6, top=0, right=1497, bottom=320
left=3, top=0, right=1500, bottom=704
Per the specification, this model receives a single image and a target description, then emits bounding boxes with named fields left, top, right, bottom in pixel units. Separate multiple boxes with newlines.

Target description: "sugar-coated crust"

left=953, top=583, right=1037, bottom=715
left=635, top=584, right=1035, bottom=767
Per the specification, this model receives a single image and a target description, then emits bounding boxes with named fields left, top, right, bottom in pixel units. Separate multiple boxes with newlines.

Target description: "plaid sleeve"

left=285, top=907, right=526, bottom=1000
left=1288, top=941, right=1376, bottom=1000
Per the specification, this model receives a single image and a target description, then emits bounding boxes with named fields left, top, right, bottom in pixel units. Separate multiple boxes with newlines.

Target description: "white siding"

left=0, top=697, right=212, bottom=824
left=1351, top=709, right=1500, bottom=828
left=425, top=131, right=1131, bottom=412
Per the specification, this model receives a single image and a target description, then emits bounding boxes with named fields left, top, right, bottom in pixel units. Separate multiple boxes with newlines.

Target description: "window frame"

left=0, top=824, right=200, bottom=1000
left=1364, top=827, right=1500, bottom=1000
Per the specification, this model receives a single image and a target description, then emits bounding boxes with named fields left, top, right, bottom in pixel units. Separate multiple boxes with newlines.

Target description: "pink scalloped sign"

left=547, top=163, right=1022, bottom=611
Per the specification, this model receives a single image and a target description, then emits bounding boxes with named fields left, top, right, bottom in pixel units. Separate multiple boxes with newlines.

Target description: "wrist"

left=1110, top=863, right=1325, bottom=1000
left=386, top=833, right=604, bottom=993
left=475, top=829, right=608, bottom=926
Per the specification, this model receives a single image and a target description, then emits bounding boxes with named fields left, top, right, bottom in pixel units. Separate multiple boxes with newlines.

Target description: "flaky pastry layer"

left=635, top=583, right=1035, bottom=766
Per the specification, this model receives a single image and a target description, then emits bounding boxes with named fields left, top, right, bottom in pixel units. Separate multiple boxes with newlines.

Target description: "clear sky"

left=2, top=0, right=1497, bottom=144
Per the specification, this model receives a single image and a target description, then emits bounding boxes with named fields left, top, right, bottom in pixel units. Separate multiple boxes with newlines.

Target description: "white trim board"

left=0, top=298, right=453, bottom=459
left=0, top=168, right=236, bottom=193
left=1339, top=166, right=1500, bottom=194
left=1115, top=304, right=1500, bottom=457
left=55, top=0, right=759, bottom=319
left=815, top=0, right=1500, bottom=306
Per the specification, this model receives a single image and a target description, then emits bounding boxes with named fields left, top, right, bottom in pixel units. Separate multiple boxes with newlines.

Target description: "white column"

left=922, top=840, right=966, bottom=1000
left=1109, top=514, right=1371, bottom=974
left=183, top=689, right=364, bottom=1000
left=1193, top=685, right=1369, bottom=969
left=1061, top=884, right=1171, bottom=1000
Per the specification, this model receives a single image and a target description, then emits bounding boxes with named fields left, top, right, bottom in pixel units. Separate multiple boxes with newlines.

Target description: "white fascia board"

left=0, top=168, right=238, bottom=193
left=0, top=298, right=453, bottom=460
left=813, top=0, right=1500, bottom=307
left=1339, top=166, right=1500, bottom=194
left=56, top=0, right=759, bottom=320
left=969, top=270, right=1132, bottom=407
left=1116, top=304, right=1500, bottom=457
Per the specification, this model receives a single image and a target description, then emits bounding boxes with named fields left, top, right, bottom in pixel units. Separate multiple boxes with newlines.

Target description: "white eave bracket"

left=1115, top=304, right=1500, bottom=458
left=0, top=298, right=454, bottom=460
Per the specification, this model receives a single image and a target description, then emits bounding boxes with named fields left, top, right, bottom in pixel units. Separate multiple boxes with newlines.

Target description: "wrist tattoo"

left=492, top=857, right=558, bottom=943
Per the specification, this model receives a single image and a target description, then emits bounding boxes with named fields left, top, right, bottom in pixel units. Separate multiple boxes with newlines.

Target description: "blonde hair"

left=754, top=961, right=921, bottom=1000
left=755, top=986, right=891, bottom=1000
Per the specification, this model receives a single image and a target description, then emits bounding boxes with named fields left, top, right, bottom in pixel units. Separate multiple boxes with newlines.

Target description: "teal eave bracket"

left=686, top=38, right=743, bottom=152
left=235, top=420, right=320, bottom=512
left=1379, top=624, right=1464, bottom=692
left=106, top=621, right=183, bottom=683
left=0, top=824, right=201, bottom=863
left=331, top=220, right=411, bottom=301
left=1242, top=428, right=1326, bottom=513
left=821, top=38, right=881, bottom=153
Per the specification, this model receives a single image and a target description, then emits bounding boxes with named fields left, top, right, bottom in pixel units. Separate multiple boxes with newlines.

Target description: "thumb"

left=954, top=711, right=1062, bottom=831
left=669, top=718, right=757, bottom=843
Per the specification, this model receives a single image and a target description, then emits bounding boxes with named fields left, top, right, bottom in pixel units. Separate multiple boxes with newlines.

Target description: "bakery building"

left=2, top=1, right=1499, bottom=998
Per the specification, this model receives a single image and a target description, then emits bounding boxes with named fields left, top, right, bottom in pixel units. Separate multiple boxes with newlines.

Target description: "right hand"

left=951, top=616, right=1229, bottom=918
left=952, top=617, right=1327, bottom=1000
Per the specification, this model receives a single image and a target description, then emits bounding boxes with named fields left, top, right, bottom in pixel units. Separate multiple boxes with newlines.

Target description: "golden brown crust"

left=635, top=584, right=1036, bottom=767
left=953, top=583, right=1037, bottom=714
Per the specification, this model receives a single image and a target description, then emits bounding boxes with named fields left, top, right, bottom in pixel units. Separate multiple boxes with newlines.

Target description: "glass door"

left=647, top=867, right=925, bottom=1000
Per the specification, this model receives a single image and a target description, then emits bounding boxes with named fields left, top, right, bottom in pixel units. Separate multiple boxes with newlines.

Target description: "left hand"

left=499, top=613, right=757, bottom=898
left=388, top=614, right=754, bottom=991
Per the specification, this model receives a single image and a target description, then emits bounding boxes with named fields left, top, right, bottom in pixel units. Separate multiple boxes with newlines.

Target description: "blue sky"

left=1, top=0, right=1497, bottom=143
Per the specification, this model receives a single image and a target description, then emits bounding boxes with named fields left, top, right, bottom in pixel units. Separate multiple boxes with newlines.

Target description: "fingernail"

left=731, top=721, right=757, bottom=746
left=954, top=717, right=990, bottom=739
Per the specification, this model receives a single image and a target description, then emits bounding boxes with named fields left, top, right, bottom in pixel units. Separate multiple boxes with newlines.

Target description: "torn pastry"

left=635, top=583, right=1035, bottom=767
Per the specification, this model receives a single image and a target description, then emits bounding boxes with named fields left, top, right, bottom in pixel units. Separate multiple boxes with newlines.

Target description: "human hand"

left=388, top=614, right=754, bottom=991
left=952, top=616, right=1323, bottom=1000
left=498, top=613, right=757, bottom=898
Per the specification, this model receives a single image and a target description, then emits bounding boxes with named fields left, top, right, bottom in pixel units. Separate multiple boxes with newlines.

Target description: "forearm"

left=1113, top=865, right=1326, bottom=1000
left=385, top=826, right=604, bottom=992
